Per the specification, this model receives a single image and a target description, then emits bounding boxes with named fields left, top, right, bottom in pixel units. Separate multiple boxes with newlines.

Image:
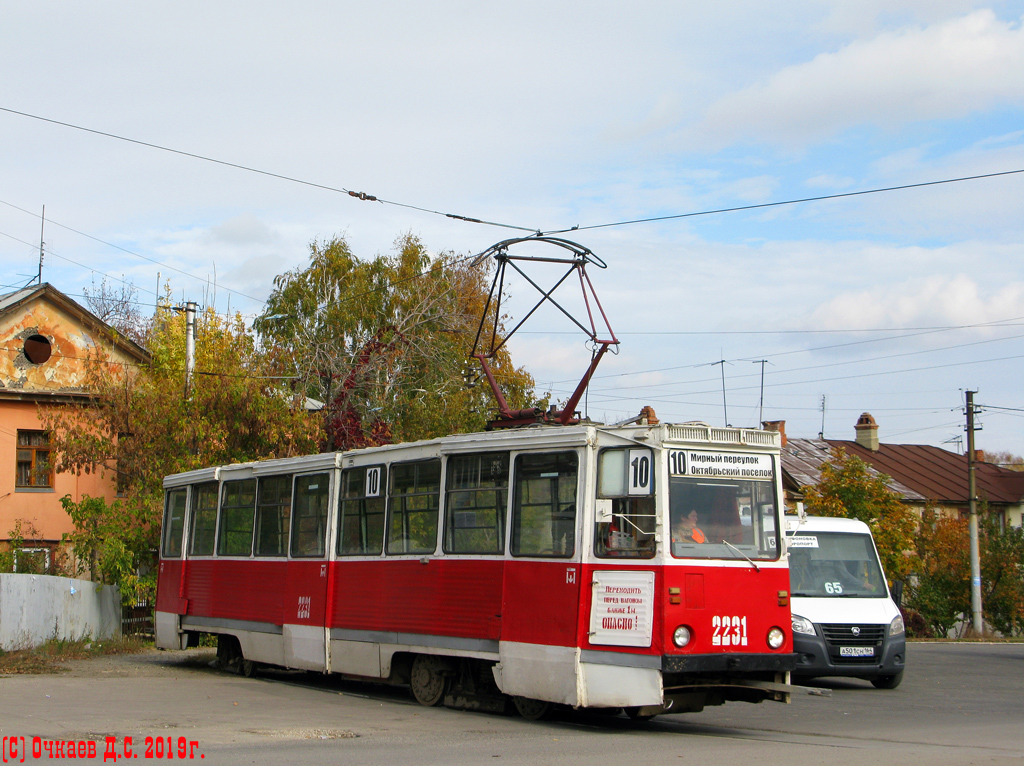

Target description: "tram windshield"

left=668, top=449, right=779, bottom=561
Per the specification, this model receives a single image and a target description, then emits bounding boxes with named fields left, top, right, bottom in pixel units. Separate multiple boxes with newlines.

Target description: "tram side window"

left=338, top=465, right=386, bottom=556
left=188, top=482, right=219, bottom=556
left=594, top=449, right=656, bottom=559
left=387, top=459, right=441, bottom=555
left=255, top=474, right=293, bottom=556
left=291, top=473, right=331, bottom=558
left=162, top=488, right=188, bottom=557
left=217, top=479, right=256, bottom=556
left=444, top=452, right=509, bottom=554
left=511, top=451, right=578, bottom=558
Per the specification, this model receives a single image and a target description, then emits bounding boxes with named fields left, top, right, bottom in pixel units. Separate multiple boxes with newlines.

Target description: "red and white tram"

left=155, top=420, right=796, bottom=719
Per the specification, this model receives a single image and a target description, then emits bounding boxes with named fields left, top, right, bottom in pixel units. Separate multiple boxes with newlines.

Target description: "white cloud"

left=692, top=10, right=1024, bottom=147
left=806, top=273, right=1024, bottom=329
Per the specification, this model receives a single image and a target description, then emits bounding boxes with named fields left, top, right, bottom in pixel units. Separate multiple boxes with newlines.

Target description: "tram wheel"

left=241, top=659, right=258, bottom=678
left=512, top=696, right=551, bottom=721
left=410, top=655, right=450, bottom=707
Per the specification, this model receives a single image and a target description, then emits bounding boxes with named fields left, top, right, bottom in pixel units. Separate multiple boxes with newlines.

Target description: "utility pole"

left=184, top=301, right=197, bottom=399
left=711, top=360, right=730, bottom=426
left=965, top=390, right=983, bottom=635
left=752, top=359, right=770, bottom=425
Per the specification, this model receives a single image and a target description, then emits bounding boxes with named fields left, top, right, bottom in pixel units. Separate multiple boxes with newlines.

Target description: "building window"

left=16, top=430, right=53, bottom=488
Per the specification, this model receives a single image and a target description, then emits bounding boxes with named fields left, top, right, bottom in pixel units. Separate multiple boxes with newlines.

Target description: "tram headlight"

left=791, top=614, right=815, bottom=636
left=889, top=614, right=905, bottom=636
left=672, top=625, right=692, bottom=648
left=766, top=626, right=785, bottom=649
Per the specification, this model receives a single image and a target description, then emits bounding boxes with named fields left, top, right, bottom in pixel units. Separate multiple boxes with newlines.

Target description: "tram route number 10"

left=365, top=466, right=382, bottom=497
left=712, top=615, right=748, bottom=646
left=628, top=449, right=652, bottom=495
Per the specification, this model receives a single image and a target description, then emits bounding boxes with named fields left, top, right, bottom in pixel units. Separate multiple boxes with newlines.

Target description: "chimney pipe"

left=854, top=412, right=879, bottom=451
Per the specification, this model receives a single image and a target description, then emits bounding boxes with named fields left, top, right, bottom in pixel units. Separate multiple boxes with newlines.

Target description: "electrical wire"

left=0, top=106, right=540, bottom=235
left=541, top=168, right=1024, bottom=234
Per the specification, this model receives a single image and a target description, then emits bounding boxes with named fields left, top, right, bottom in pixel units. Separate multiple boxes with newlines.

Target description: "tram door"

left=282, top=472, right=333, bottom=671
left=499, top=451, right=582, bottom=703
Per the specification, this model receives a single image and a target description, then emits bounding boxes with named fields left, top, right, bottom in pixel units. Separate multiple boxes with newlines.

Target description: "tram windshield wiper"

left=722, top=540, right=760, bottom=571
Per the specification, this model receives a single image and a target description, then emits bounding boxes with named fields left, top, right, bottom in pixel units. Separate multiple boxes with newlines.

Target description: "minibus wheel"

left=871, top=671, right=904, bottom=689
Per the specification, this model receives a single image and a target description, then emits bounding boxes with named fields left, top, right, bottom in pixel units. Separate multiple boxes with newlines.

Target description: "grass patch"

left=0, top=635, right=150, bottom=675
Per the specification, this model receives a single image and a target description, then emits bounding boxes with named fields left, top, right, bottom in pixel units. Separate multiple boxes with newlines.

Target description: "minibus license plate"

left=840, top=646, right=874, bottom=657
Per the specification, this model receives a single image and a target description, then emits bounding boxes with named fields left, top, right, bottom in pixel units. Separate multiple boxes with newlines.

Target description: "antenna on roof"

left=818, top=394, right=827, bottom=439
left=37, top=205, right=45, bottom=285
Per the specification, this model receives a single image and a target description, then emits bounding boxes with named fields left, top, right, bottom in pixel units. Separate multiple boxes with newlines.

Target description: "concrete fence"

left=0, top=573, right=121, bottom=651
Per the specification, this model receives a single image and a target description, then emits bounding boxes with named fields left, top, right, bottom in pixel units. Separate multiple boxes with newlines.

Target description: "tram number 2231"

left=712, top=615, right=748, bottom=647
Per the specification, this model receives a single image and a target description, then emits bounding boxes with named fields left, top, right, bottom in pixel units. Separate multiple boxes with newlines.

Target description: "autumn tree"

left=977, top=450, right=1024, bottom=472
left=907, top=505, right=1024, bottom=637
left=43, top=300, right=320, bottom=601
left=800, top=447, right=917, bottom=585
left=254, top=233, right=536, bottom=450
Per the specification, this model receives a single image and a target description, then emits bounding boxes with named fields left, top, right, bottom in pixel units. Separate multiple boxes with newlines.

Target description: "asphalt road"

left=1, top=642, right=1021, bottom=766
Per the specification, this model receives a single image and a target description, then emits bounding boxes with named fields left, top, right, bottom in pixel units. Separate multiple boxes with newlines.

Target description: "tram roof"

left=163, top=421, right=780, bottom=488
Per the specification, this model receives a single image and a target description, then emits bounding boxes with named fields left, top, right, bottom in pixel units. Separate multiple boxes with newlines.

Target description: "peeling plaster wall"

left=1, top=295, right=135, bottom=543
left=0, top=296, right=136, bottom=393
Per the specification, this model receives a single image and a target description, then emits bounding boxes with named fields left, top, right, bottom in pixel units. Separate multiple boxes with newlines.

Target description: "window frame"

left=188, top=482, right=220, bottom=557
left=16, top=430, right=53, bottom=490
left=386, top=458, right=442, bottom=556
left=217, top=478, right=257, bottom=557
left=162, top=487, right=189, bottom=558
left=254, top=474, right=294, bottom=557
left=443, top=452, right=509, bottom=555
left=510, top=450, right=579, bottom=559
left=290, top=472, right=331, bottom=558
left=337, top=464, right=387, bottom=556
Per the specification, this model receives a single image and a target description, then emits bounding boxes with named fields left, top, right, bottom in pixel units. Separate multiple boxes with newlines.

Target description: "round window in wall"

left=24, top=335, right=52, bottom=364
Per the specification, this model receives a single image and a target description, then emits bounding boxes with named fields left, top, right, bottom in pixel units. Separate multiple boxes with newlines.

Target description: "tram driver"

left=672, top=509, right=706, bottom=545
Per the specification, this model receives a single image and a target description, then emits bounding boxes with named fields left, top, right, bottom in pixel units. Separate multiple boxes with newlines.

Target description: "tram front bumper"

left=662, top=652, right=797, bottom=674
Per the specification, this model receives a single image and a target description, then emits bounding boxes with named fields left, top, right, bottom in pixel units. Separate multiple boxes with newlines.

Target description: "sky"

left=2, top=1, right=1024, bottom=455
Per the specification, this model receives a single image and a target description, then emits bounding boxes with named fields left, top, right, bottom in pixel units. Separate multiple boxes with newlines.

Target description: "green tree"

left=980, top=511, right=1024, bottom=636
left=254, top=233, right=535, bottom=449
left=800, top=446, right=917, bottom=585
left=43, top=300, right=320, bottom=603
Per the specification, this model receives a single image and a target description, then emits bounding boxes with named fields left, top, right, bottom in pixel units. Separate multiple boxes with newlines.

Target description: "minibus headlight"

left=673, top=626, right=692, bottom=648
left=889, top=614, right=905, bottom=636
left=791, top=614, right=815, bottom=636
left=767, top=627, right=785, bottom=649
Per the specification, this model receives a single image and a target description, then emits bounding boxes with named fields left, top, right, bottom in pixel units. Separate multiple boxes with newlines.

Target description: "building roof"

left=775, top=414, right=1024, bottom=508
left=0, top=282, right=149, bottom=363
left=782, top=437, right=925, bottom=501
left=831, top=439, right=1024, bottom=506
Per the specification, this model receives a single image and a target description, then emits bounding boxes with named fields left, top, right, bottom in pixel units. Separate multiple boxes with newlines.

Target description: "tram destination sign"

left=668, top=450, right=773, bottom=480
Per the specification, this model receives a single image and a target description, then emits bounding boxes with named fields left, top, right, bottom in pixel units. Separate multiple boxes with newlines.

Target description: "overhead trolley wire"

left=541, top=168, right=1024, bottom=234
left=5, top=106, right=1023, bottom=241
left=0, top=106, right=541, bottom=235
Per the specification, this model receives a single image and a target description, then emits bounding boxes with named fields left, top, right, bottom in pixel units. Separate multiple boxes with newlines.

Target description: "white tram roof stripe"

left=162, top=421, right=780, bottom=489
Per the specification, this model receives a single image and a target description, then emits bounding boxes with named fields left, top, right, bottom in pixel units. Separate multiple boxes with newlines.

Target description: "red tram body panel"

left=156, top=423, right=797, bottom=717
